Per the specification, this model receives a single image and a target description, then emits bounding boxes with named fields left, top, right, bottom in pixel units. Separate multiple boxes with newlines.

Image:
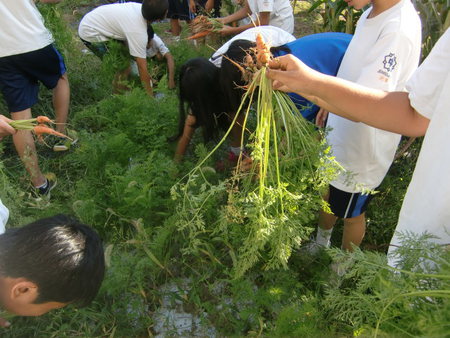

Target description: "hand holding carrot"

left=0, top=115, right=16, bottom=140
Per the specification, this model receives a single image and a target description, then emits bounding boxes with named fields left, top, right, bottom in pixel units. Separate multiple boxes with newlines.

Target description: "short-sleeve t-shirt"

left=326, top=0, right=422, bottom=192
left=146, top=34, right=170, bottom=58
left=388, top=28, right=450, bottom=263
left=246, top=0, right=294, bottom=34
left=210, top=26, right=295, bottom=67
left=78, top=3, right=148, bottom=58
left=0, top=199, right=9, bottom=235
left=0, top=0, right=53, bottom=57
left=274, top=32, right=352, bottom=121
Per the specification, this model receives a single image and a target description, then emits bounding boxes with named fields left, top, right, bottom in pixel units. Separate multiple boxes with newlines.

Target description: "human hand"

left=168, top=78, right=176, bottom=89
left=315, top=108, right=329, bottom=128
left=0, top=115, right=16, bottom=140
left=205, top=0, right=214, bottom=12
left=189, top=0, right=196, bottom=13
left=219, top=25, right=235, bottom=36
left=266, top=55, right=317, bottom=95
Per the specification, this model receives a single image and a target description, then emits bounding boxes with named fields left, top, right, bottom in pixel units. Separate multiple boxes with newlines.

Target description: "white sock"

left=316, top=227, right=333, bottom=247
left=35, top=179, right=48, bottom=189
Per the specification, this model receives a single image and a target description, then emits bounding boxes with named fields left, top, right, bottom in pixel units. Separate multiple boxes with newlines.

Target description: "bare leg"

left=113, top=65, right=132, bottom=94
left=342, top=213, right=366, bottom=251
left=52, top=74, right=70, bottom=133
left=170, top=18, right=181, bottom=36
left=11, top=109, right=46, bottom=187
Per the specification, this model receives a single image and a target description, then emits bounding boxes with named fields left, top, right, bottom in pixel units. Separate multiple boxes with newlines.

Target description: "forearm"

left=221, top=6, right=250, bottom=24
left=306, top=73, right=429, bottom=137
left=136, top=58, right=153, bottom=96
left=165, top=53, right=175, bottom=85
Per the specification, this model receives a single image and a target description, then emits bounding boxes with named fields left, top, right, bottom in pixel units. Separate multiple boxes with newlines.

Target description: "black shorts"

left=168, top=0, right=194, bottom=20
left=0, top=44, right=66, bottom=113
left=328, top=184, right=376, bottom=218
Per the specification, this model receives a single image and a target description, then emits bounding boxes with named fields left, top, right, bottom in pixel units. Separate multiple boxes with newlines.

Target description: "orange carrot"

left=255, top=33, right=270, bottom=66
left=36, top=116, right=54, bottom=124
left=187, top=30, right=211, bottom=40
left=33, top=124, right=69, bottom=139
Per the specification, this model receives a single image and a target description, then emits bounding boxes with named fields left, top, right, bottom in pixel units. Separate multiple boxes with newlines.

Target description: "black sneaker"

left=35, top=174, right=57, bottom=198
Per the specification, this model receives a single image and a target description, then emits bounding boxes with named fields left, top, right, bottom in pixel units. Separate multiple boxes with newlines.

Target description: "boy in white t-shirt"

left=0, top=0, right=73, bottom=197
left=217, top=0, right=294, bottom=36
left=78, top=0, right=169, bottom=97
left=266, top=28, right=450, bottom=266
left=312, top=0, right=421, bottom=252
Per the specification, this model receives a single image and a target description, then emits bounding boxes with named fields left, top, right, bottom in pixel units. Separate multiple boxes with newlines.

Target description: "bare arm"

left=174, top=114, right=197, bottom=162
left=267, top=55, right=429, bottom=137
left=220, top=2, right=251, bottom=24
left=219, top=10, right=269, bottom=36
left=164, top=53, right=176, bottom=89
left=135, top=57, right=154, bottom=97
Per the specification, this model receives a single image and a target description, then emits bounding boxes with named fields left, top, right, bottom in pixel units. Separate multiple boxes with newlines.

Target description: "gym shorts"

left=328, top=184, right=376, bottom=218
left=0, top=44, right=66, bottom=113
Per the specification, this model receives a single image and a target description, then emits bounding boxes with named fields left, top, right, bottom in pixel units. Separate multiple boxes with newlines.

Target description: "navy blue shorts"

left=168, top=0, right=194, bottom=20
left=0, top=44, right=66, bottom=113
left=328, top=185, right=376, bottom=218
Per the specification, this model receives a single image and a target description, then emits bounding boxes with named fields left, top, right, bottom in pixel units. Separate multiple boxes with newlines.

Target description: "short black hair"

left=142, top=0, right=169, bottom=21
left=0, top=214, right=105, bottom=307
left=174, top=58, right=228, bottom=142
left=147, top=24, right=155, bottom=41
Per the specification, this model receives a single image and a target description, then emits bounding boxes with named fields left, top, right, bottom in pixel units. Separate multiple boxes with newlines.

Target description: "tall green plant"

left=309, top=0, right=362, bottom=33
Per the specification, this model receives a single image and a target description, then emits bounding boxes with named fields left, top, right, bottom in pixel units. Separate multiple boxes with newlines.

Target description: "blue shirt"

left=273, top=32, right=352, bottom=121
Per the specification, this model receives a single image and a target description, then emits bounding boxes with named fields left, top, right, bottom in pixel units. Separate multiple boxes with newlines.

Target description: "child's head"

left=220, top=39, right=257, bottom=113
left=175, top=58, right=228, bottom=142
left=0, top=214, right=105, bottom=317
left=142, top=0, right=169, bottom=22
left=346, top=0, right=371, bottom=10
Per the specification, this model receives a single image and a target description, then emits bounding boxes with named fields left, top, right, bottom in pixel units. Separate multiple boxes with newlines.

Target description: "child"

left=309, top=0, right=422, bottom=252
left=266, top=27, right=450, bottom=266
left=130, top=28, right=176, bottom=89
left=173, top=28, right=352, bottom=160
left=0, top=214, right=105, bottom=327
left=0, top=0, right=74, bottom=196
left=217, top=0, right=294, bottom=36
left=78, top=0, right=169, bottom=97
left=167, top=0, right=194, bottom=37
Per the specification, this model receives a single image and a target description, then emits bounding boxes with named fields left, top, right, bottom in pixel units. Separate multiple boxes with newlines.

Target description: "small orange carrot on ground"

left=33, top=124, right=71, bottom=139
left=36, top=116, right=54, bottom=124
left=187, top=30, right=211, bottom=40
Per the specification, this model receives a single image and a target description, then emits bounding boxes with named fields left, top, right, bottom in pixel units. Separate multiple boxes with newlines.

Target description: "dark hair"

left=0, top=214, right=105, bottom=307
left=141, top=0, right=169, bottom=21
left=219, top=39, right=291, bottom=113
left=173, top=58, right=228, bottom=142
left=147, top=24, right=155, bottom=41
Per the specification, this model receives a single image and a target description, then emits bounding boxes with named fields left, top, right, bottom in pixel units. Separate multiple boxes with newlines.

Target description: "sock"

left=316, top=227, right=333, bottom=247
left=229, top=146, right=243, bottom=156
left=35, top=179, right=48, bottom=190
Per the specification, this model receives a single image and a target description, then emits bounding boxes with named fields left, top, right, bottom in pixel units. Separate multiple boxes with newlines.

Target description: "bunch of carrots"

left=9, top=116, right=71, bottom=142
left=188, top=15, right=223, bottom=40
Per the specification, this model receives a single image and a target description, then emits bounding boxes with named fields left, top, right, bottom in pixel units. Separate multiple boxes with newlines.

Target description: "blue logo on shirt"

left=383, top=53, right=397, bottom=72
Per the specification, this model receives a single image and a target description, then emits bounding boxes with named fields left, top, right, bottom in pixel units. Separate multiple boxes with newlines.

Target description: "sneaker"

left=52, top=129, right=78, bottom=152
left=302, top=240, right=326, bottom=256
left=35, top=173, right=57, bottom=198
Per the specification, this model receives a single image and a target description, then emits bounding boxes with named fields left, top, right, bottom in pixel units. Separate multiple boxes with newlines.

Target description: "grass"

left=0, top=1, right=447, bottom=337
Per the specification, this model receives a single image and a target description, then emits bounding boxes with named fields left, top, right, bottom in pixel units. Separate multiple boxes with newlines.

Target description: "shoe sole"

left=53, top=138, right=78, bottom=152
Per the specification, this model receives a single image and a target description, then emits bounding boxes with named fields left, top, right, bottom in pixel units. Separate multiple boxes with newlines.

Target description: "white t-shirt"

left=326, top=0, right=421, bottom=192
left=78, top=3, right=148, bottom=58
left=209, top=26, right=295, bottom=67
left=0, top=199, right=9, bottom=235
left=388, top=29, right=450, bottom=263
left=246, top=0, right=294, bottom=34
left=0, top=0, right=53, bottom=57
left=146, top=34, right=170, bottom=58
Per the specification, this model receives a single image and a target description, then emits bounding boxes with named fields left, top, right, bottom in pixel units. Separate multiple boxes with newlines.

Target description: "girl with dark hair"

left=173, top=27, right=352, bottom=161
